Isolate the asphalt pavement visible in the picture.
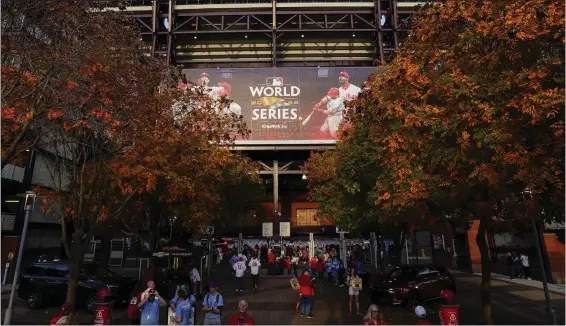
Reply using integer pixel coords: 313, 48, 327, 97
1, 265, 564, 325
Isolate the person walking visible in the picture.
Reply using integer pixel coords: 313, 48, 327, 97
190, 266, 201, 298
227, 300, 256, 325
234, 257, 247, 292
298, 270, 315, 318
506, 252, 516, 279
309, 256, 318, 279
347, 269, 362, 316
202, 281, 224, 325
249, 255, 261, 290
362, 304, 386, 325
230, 252, 239, 277
520, 252, 531, 280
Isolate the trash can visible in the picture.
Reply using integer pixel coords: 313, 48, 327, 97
93, 288, 114, 326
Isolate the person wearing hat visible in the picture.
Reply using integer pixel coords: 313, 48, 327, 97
415, 305, 432, 325
49, 302, 72, 325
202, 281, 224, 325
362, 304, 386, 325
227, 300, 256, 325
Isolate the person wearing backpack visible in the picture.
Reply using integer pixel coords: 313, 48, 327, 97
202, 281, 224, 325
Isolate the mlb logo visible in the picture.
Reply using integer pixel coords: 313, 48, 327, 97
266, 77, 284, 86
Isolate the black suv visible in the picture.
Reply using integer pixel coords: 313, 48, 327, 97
18, 261, 136, 312
370, 264, 456, 306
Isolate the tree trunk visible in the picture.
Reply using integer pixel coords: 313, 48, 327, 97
476, 217, 494, 324
393, 231, 405, 265
66, 231, 85, 324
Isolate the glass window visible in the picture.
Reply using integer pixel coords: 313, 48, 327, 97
46, 265, 68, 277
295, 209, 320, 226
25, 265, 47, 276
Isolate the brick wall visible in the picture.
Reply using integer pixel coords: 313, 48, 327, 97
543, 233, 565, 284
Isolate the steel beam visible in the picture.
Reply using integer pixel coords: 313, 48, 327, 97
272, 0, 277, 66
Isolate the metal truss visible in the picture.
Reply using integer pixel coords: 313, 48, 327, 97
125, 0, 421, 67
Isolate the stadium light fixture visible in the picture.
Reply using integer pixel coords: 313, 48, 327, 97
302, 174, 307, 180
352, 33, 356, 37
301, 34, 304, 38
194, 35, 197, 39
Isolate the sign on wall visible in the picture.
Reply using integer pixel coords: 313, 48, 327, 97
280, 222, 291, 237
262, 222, 273, 237
182, 67, 377, 145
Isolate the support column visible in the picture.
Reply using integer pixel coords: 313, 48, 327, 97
151, 0, 158, 56
166, 0, 175, 64
273, 160, 279, 238
271, 0, 277, 66
370, 232, 378, 269
339, 232, 347, 262
374, 0, 384, 62
391, 0, 399, 48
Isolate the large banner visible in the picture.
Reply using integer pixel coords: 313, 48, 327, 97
182, 67, 377, 145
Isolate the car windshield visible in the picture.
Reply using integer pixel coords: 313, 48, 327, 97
388, 267, 419, 281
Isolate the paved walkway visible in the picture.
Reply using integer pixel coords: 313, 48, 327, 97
205, 265, 421, 325
449, 269, 565, 295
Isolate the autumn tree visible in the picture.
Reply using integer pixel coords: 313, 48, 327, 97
309, 0, 564, 323
2, 0, 258, 320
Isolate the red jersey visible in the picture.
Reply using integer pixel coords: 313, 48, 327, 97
317, 259, 325, 272
127, 292, 142, 320
309, 257, 318, 269
362, 318, 387, 325
284, 257, 292, 269
298, 274, 315, 296
227, 314, 256, 325
268, 252, 276, 264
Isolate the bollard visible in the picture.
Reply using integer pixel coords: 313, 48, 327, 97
93, 288, 114, 326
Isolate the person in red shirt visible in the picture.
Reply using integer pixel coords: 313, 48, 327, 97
298, 270, 315, 318
415, 305, 432, 325
316, 257, 325, 282
227, 300, 255, 325
127, 281, 146, 324
284, 256, 292, 276
362, 304, 386, 325
49, 302, 72, 325
309, 256, 318, 279
267, 250, 276, 275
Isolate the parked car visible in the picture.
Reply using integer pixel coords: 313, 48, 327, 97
370, 264, 455, 306
18, 261, 136, 312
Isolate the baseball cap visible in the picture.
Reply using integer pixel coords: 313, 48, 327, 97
339, 71, 350, 79
209, 281, 217, 288
415, 305, 426, 318
60, 302, 72, 313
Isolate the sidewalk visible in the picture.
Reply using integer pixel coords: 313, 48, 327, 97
1, 284, 14, 295
449, 269, 565, 295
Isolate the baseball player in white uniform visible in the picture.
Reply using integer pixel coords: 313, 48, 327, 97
316, 88, 345, 138
338, 71, 361, 102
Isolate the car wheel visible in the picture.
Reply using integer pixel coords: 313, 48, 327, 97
85, 293, 96, 314
26, 290, 43, 309
405, 293, 418, 307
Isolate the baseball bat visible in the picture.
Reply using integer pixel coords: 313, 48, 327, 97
302, 109, 316, 126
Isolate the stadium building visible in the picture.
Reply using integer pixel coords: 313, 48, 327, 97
1, 0, 563, 284
128, 0, 422, 237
